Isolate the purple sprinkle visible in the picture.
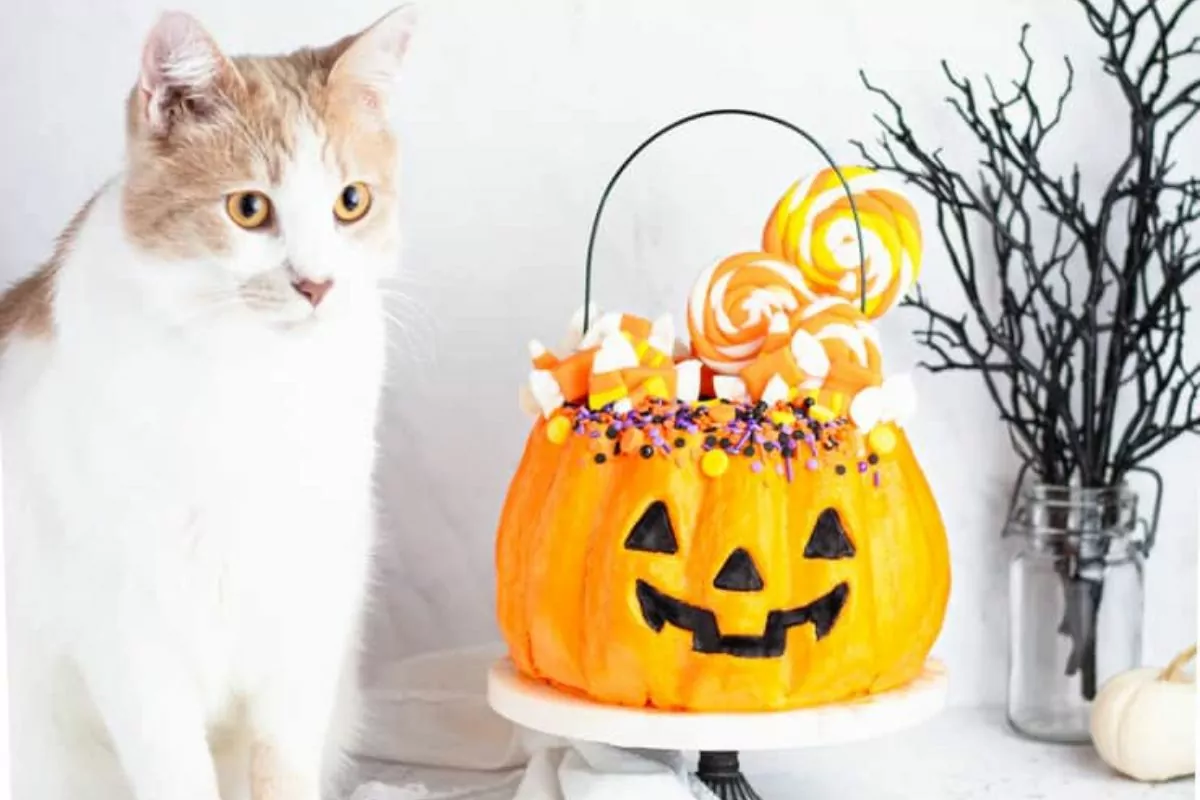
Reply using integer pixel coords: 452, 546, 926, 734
750, 461, 763, 474
784, 455, 794, 482
873, 471, 881, 488
589, 430, 601, 439
735, 428, 753, 450
806, 458, 819, 471
858, 461, 869, 474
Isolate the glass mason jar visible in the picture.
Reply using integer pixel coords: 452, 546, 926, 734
1004, 482, 1146, 743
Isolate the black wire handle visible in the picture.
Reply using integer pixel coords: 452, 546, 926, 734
582, 108, 868, 333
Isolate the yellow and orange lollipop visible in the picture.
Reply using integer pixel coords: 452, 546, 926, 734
762, 165, 921, 320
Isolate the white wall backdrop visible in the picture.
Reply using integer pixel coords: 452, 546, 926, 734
1, 0, 1196, 707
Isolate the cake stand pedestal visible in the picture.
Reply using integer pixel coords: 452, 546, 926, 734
487, 658, 948, 800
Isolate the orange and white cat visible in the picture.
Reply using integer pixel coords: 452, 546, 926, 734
0, 7, 414, 800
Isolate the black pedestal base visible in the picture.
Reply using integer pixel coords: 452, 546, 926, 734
695, 751, 762, 800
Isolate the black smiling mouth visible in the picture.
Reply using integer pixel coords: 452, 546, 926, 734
634, 579, 850, 659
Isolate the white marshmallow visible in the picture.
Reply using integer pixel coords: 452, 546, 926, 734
675, 360, 702, 403
713, 375, 750, 402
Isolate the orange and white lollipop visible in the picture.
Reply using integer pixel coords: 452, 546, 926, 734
762, 165, 921, 319
793, 297, 884, 415
687, 251, 819, 375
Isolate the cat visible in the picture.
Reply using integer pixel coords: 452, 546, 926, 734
0, 7, 415, 800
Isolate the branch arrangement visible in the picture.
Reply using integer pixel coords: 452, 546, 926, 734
852, 0, 1200, 700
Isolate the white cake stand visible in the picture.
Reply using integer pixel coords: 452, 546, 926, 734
487, 658, 948, 800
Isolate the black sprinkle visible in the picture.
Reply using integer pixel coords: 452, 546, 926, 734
704, 434, 718, 447
605, 425, 619, 440
764, 441, 777, 453
835, 464, 847, 475
652, 415, 666, 424
614, 442, 623, 456
868, 453, 880, 465
791, 430, 805, 441
719, 437, 732, 449
674, 437, 687, 448
594, 453, 608, 464
640, 445, 655, 459
743, 445, 756, 457
803, 397, 816, 409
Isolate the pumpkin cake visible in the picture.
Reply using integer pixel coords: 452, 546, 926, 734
494, 167, 950, 712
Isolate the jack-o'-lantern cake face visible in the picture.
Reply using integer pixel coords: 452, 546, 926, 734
624, 499, 851, 659
496, 393, 950, 713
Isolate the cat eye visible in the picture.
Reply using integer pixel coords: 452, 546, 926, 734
334, 182, 372, 223
225, 191, 273, 230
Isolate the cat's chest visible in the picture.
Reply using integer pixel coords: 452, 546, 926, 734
75, 323, 376, 471
30, 319, 383, 554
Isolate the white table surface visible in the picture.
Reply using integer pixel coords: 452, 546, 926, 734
348, 706, 1194, 800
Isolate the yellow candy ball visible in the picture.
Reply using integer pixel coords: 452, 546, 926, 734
546, 416, 571, 445
808, 404, 836, 423
769, 410, 796, 427
868, 425, 898, 455
701, 449, 730, 477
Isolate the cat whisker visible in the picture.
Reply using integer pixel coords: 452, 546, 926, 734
381, 309, 436, 365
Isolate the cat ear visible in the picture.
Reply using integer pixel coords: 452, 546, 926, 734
328, 5, 417, 113
137, 11, 238, 136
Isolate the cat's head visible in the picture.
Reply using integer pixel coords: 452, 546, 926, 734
120, 8, 415, 328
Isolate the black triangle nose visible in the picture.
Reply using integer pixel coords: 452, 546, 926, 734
713, 548, 765, 592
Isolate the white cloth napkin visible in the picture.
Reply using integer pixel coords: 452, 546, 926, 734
515, 742, 716, 800
348, 645, 710, 800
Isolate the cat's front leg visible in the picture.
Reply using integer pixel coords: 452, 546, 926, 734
248, 642, 350, 800
79, 640, 222, 800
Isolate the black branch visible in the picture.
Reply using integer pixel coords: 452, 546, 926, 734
851, 0, 1200, 703
851, 0, 1200, 491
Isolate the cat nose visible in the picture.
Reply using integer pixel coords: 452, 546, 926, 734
292, 277, 333, 308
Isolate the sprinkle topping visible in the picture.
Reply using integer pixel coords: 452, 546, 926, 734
544, 396, 890, 484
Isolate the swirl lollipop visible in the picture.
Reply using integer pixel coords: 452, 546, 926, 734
795, 296, 884, 404
762, 165, 921, 319
687, 251, 818, 374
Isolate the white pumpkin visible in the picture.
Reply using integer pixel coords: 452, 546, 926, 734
1090, 644, 1196, 782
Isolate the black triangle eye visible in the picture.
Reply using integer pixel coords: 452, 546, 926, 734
804, 508, 855, 560
624, 501, 679, 554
